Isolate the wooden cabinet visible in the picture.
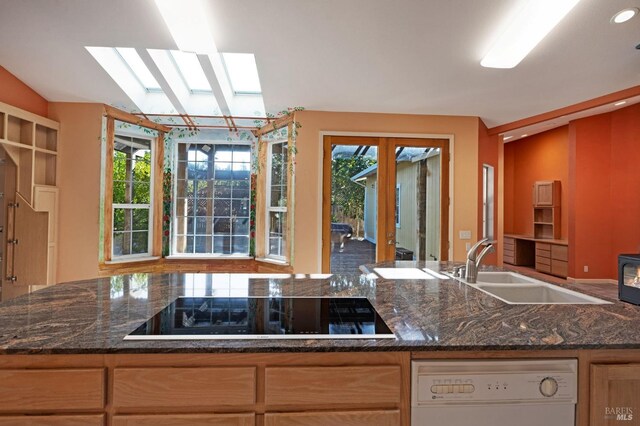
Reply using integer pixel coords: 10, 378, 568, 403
113, 367, 256, 411
535, 242, 568, 278
0, 101, 58, 288
0, 415, 104, 426
265, 410, 400, 426
590, 364, 640, 425
503, 236, 535, 266
533, 181, 560, 207
0, 369, 104, 413
112, 413, 255, 426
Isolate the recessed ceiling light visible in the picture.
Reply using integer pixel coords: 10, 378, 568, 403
154, 0, 217, 54
481, 0, 583, 69
614, 101, 627, 106
503, 135, 513, 141
521, 134, 528, 138
611, 8, 639, 24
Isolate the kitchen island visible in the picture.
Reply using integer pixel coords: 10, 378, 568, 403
0, 262, 638, 425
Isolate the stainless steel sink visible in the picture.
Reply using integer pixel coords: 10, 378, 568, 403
448, 271, 611, 305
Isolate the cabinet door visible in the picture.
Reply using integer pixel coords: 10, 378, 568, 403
112, 413, 254, 426
265, 410, 400, 426
533, 181, 558, 206
591, 364, 640, 425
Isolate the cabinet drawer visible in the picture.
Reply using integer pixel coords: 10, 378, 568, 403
0, 415, 104, 426
536, 242, 551, 251
503, 237, 515, 249
265, 366, 401, 408
113, 413, 255, 426
0, 369, 105, 413
551, 244, 568, 261
551, 260, 568, 277
536, 256, 551, 266
113, 367, 255, 410
503, 248, 515, 259
536, 247, 551, 258
503, 254, 515, 265
265, 410, 400, 426
536, 262, 551, 273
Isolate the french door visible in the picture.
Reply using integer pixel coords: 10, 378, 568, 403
322, 136, 449, 274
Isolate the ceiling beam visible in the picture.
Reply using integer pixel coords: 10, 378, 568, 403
103, 105, 171, 133
198, 53, 231, 116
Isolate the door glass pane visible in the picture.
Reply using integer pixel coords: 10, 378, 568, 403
394, 146, 441, 261
329, 144, 378, 274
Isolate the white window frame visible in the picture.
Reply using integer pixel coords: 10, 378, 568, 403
111, 132, 155, 260
170, 141, 253, 258
265, 139, 289, 261
482, 164, 495, 239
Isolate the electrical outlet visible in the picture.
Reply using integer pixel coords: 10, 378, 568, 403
584, 265, 589, 273
459, 230, 472, 240
466, 242, 471, 251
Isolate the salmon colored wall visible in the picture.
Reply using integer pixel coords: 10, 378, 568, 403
0, 66, 48, 117
569, 103, 640, 280
48, 102, 104, 283
294, 110, 481, 272
478, 120, 499, 265
503, 126, 569, 239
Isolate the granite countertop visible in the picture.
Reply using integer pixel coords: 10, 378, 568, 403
0, 261, 637, 354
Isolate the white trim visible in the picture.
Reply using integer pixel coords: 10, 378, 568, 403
105, 256, 161, 265
166, 254, 253, 260
395, 183, 401, 228
255, 256, 289, 266
318, 130, 455, 270
265, 140, 289, 261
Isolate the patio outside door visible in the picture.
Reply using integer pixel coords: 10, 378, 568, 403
322, 136, 449, 274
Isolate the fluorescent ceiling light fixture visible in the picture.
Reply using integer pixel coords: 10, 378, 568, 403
115, 47, 161, 91
481, 0, 583, 69
222, 53, 262, 94
614, 101, 627, 106
169, 50, 211, 92
154, 0, 217, 54
503, 135, 513, 141
611, 8, 638, 24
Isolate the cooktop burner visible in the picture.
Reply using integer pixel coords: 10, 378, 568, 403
124, 297, 395, 340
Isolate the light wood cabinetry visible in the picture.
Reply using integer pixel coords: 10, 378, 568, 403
112, 413, 255, 426
590, 364, 640, 425
113, 367, 256, 411
0, 415, 104, 426
533, 180, 561, 239
533, 181, 560, 207
503, 236, 535, 266
0, 101, 58, 288
535, 241, 568, 278
265, 410, 400, 426
0, 353, 408, 425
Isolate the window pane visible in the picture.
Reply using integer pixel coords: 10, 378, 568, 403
132, 231, 149, 254
132, 209, 149, 231
269, 142, 288, 208
173, 143, 252, 256
268, 211, 287, 257
113, 181, 126, 204
113, 208, 129, 232
113, 232, 127, 256
133, 182, 150, 203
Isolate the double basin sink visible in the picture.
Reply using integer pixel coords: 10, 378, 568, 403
448, 271, 610, 305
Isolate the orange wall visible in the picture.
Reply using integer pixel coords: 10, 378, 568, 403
503, 126, 569, 239
48, 102, 104, 283
478, 120, 499, 265
294, 110, 481, 272
0, 66, 48, 117
569, 103, 640, 280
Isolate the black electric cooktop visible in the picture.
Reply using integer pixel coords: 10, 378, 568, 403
125, 297, 395, 340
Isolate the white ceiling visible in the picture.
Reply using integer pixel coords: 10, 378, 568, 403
0, 0, 638, 128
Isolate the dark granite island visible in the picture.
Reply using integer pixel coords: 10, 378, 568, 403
0, 262, 639, 426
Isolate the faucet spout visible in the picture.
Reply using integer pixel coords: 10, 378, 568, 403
465, 239, 495, 284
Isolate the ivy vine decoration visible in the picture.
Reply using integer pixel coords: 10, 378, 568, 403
253, 107, 304, 174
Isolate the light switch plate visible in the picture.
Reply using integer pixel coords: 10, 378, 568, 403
459, 230, 472, 240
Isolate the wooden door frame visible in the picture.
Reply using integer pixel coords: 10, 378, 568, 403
322, 134, 451, 273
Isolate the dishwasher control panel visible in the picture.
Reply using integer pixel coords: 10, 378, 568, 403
412, 359, 577, 405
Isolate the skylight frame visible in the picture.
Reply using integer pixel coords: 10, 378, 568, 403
115, 48, 163, 93
168, 50, 213, 95
221, 53, 263, 95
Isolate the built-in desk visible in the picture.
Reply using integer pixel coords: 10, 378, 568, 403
504, 234, 568, 278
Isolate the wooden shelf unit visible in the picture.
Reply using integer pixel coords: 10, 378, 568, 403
0, 101, 59, 287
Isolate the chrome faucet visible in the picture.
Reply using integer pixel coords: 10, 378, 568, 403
465, 238, 495, 283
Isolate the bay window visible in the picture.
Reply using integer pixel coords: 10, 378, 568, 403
266, 140, 288, 259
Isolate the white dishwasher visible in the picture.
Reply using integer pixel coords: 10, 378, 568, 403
411, 359, 577, 426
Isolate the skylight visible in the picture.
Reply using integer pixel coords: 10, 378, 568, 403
115, 48, 162, 91
221, 53, 262, 94
169, 50, 211, 93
